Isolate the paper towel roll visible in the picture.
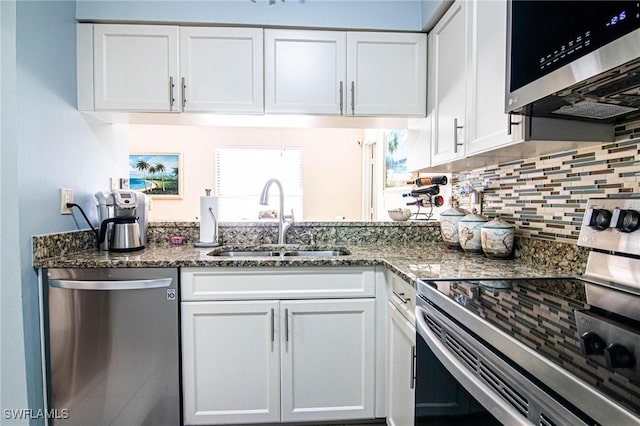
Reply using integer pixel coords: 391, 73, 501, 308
199, 196, 218, 243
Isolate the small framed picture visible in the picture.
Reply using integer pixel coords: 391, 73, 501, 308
129, 153, 182, 199
384, 130, 411, 188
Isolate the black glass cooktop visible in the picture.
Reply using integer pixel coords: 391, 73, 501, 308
418, 277, 640, 417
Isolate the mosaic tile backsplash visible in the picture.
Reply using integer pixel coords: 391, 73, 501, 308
453, 121, 640, 244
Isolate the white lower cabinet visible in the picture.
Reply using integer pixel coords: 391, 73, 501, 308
181, 300, 281, 425
386, 272, 416, 426
387, 303, 416, 426
281, 299, 375, 422
180, 268, 376, 425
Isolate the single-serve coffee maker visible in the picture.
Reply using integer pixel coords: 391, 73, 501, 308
95, 189, 149, 252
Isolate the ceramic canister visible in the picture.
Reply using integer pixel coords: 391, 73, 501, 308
458, 212, 489, 253
439, 207, 469, 248
481, 217, 515, 258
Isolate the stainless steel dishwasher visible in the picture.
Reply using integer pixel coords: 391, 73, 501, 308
43, 268, 180, 426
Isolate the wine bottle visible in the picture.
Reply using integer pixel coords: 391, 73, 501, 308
402, 185, 440, 197
406, 175, 448, 186
406, 199, 429, 207
406, 195, 445, 207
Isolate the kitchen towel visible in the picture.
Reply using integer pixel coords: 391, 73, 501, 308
199, 196, 218, 244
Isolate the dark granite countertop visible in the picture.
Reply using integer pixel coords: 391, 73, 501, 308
34, 242, 568, 288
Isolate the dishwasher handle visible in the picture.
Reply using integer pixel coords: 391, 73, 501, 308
49, 278, 172, 291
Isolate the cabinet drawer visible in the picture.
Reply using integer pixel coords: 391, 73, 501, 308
181, 267, 376, 301
387, 272, 416, 325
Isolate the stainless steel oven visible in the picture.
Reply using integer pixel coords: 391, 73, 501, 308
415, 197, 640, 426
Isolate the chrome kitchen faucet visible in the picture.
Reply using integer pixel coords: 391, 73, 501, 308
259, 178, 294, 244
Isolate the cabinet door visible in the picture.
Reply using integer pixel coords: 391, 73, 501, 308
429, 1, 468, 165
466, 0, 519, 155
180, 27, 263, 113
347, 32, 426, 116
264, 29, 346, 114
93, 25, 179, 111
181, 301, 280, 425
280, 299, 375, 422
387, 302, 416, 426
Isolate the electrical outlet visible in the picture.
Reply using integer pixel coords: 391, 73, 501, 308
60, 188, 73, 215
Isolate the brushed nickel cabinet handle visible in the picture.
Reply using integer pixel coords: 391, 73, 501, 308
350, 81, 355, 115
453, 118, 464, 153
339, 81, 344, 115
181, 77, 187, 109
507, 111, 520, 135
392, 291, 410, 304
410, 345, 416, 389
270, 308, 275, 343
285, 308, 289, 342
169, 76, 175, 110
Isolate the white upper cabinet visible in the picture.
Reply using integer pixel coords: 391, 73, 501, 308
428, 0, 527, 167
93, 25, 179, 112
180, 27, 264, 113
429, 0, 468, 165
465, 0, 521, 155
81, 24, 426, 117
265, 29, 426, 116
84, 24, 263, 113
347, 32, 426, 116
264, 29, 347, 115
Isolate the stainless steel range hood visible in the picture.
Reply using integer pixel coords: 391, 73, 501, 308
506, 1, 640, 126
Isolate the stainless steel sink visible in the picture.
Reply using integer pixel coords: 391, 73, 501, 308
282, 250, 350, 257
209, 247, 350, 257
212, 250, 280, 257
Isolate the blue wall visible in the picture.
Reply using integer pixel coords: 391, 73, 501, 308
76, 0, 428, 31
2, 1, 128, 422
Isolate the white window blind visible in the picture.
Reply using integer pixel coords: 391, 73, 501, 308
215, 147, 303, 221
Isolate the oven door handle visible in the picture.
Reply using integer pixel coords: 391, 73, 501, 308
415, 305, 531, 426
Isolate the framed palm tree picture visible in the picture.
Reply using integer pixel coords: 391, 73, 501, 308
129, 153, 182, 199
384, 129, 410, 188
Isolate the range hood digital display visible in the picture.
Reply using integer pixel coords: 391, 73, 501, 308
506, 1, 640, 123
510, 2, 640, 93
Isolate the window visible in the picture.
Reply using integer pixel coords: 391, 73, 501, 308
215, 146, 303, 221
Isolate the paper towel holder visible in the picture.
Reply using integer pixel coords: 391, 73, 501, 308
195, 189, 221, 248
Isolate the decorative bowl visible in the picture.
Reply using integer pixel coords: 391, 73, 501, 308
388, 208, 412, 221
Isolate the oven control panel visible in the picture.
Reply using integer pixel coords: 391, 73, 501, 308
575, 309, 640, 382
579, 197, 640, 255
